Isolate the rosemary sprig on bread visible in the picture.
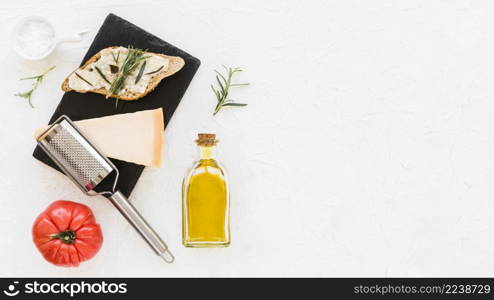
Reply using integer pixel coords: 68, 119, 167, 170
62, 46, 185, 104
107, 47, 149, 105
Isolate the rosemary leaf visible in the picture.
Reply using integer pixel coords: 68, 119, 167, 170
222, 102, 247, 107
211, 85, 221, 100
214, 70, 227, 85
94, 66, 111, 84
75, 72, 93, 86
20, 66, 56, 81
111, 50, 120, 65
14, 90, 34, 108
135, 60, 146, 84
14, 90, 32, 98
20, 75, 40, 81
145, 65, 163, 75
216, 76, 226, 93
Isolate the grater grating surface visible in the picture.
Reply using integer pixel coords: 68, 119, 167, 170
39, 119, 114, 192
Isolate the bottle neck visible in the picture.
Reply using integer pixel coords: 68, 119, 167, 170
199, 145, 217, 160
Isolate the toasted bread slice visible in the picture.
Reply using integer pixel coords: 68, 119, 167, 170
61, 46, 185, 101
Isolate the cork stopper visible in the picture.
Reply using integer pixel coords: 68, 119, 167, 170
196, 133, 218, 146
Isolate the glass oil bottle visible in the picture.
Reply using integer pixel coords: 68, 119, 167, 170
182, 133, 230, 247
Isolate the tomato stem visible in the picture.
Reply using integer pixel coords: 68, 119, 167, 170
51, 230, 76, 244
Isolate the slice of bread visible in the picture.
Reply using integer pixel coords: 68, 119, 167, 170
61, 46, 185, 101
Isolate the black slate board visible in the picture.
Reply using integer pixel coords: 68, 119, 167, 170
33, 13, 200, 197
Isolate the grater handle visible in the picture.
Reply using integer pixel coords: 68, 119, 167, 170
108, 191, 174, 263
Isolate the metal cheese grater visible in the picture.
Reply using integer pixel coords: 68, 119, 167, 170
36, 115, 174, 263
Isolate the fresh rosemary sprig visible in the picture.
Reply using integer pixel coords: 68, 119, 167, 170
211, 66, 249, 115
107, 46, 149, 106
15, 66, 56, 108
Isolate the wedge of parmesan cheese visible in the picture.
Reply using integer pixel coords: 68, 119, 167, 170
35, 109, 164, 167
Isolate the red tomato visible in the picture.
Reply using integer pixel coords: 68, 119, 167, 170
32, 200, 103, 267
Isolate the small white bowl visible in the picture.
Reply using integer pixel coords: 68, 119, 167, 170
12, 16, 86, 60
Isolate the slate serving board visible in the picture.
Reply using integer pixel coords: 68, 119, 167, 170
33, 13, 200, 197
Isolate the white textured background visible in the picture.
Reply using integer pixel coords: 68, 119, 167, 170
1, 0, 494, 277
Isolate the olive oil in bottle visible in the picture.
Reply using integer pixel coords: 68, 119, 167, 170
182, 134, 230, 247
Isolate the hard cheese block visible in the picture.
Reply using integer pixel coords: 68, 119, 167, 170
35, 109, 164, 167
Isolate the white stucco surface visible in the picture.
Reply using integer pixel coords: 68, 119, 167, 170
1, 0, 494, 277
